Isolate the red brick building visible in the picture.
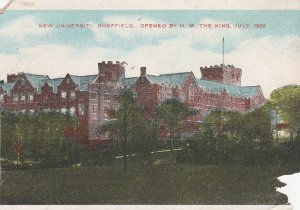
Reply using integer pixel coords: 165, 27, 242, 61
0, 61, 265, 143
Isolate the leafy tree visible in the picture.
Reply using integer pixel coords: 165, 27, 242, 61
100, 90, 146, 171
270, 85, 300, 141
155, 98, 191, 155
13, 125, 24, 165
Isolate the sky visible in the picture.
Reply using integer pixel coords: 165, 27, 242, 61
0, 10, 299, 97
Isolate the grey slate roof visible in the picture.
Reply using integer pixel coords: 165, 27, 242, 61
70, 75, 98, 91
122, 77, 138, 87
198, 79, 260, 98
44, 78, 64, 93
0, 82, 15, 95
24, 73, 50, 89
145, 72, 191, 87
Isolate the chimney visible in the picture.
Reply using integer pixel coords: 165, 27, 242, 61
140, 67, 146, 77
7, 73, 20, 83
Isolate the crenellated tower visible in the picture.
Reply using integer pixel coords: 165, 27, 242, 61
97, 61, 125, 83
200, 64, 242, 86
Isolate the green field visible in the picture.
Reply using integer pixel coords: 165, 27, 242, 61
1, 159, 298, 205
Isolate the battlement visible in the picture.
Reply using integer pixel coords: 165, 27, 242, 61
200, 64, 242, 86
98, 61, 123, 66
97, 61, 126, 82
200, 64, 241, 72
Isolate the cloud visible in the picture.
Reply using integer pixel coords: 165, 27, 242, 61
0, 44, 122, 79
90, 15, 174, 42
123, 35, 300, 97
227, 35, 300, 97
0, 16, 52, 41
0, 20, 298, 98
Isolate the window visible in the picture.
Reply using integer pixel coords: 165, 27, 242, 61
0, 94, 3, 102
20, 94, 26, 102
70, 91, 76, 99
70, 107, 76, 115
104, 94, 110, 101
92, 104, 97, 112
28, 93, 34, 101
189, 84, 195, 102
79, 104, 85, 116
90, 92, 97, 99
113, 95, 118, 101
61, 91, 67, 99
104, 106, 109, 119
13, 94, 18, 102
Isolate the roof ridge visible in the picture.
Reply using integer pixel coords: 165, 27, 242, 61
24, 73, 49, 77
241, 85, 261, 88
123, 77, 138, 79
70, 74, 98, 77
158, 72, 191, 76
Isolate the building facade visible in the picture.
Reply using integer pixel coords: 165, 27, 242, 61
0, 61, 265, 144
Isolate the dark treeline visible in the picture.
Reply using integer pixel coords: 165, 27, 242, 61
1, 85, 300, 170
0, 111, 84, 169
177, 106, 300, 165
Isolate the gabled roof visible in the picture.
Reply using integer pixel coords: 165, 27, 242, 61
70, 75, 98, 91
44, 78, 64, 93
145, 72, 192, 87
24, 73, 50, 89
198, 79, 226, 93
122, 77, 138, 87
197, 79, 261, 98
0, 82, 15, 95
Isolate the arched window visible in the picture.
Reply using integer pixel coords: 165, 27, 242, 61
189, 84, 195, 102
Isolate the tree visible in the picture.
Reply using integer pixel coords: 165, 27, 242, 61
100, 90, 146, 171
14, 125, 24, 165
270, 85, 300, 141
155, 98, 191, 155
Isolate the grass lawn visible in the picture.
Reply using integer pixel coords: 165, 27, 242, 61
0, 158, 299, 205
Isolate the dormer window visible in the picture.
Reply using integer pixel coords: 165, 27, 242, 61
61, 91, 67, 99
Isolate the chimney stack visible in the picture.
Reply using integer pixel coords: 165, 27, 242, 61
140, 67, 146, 77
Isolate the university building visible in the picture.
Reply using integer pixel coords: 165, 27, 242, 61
0, 61, 265, 144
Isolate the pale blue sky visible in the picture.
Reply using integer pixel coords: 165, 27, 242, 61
0, 10, 299, 54
0, 10, 299, 97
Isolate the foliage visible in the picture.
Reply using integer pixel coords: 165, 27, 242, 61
1, 111, 81, 169
185, 107, 275, 165
155, 98, 191, 154
270, 85, 300, 140
100, 90, 150, 171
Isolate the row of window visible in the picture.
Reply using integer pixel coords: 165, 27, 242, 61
90, 92, 118, 102
13, 93, 34, 102
61, 91, 76, 99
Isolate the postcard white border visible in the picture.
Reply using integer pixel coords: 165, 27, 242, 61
6, 0, 300, 10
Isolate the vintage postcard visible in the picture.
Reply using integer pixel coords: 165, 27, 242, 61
0, 0, 299, 209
